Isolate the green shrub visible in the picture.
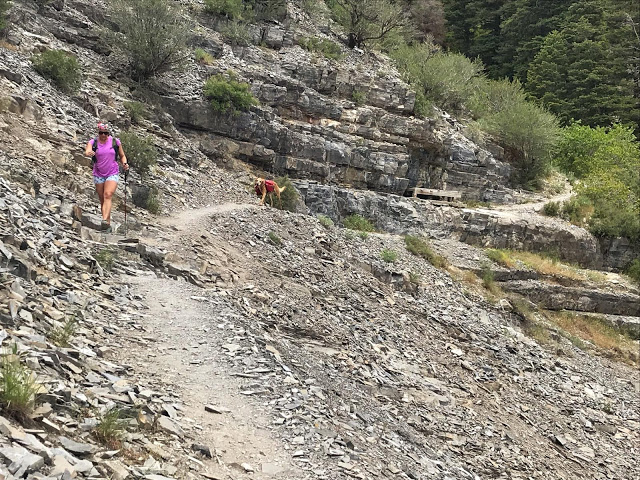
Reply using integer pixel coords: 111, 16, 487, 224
204, 73, 258, 114
626, 259, 640, 285
380, 248, 398, 263
31, 49, 82, 93
95, 248, 118, 271
194, 48, 215, 65
1, 345, 39, 419
204, 0, 244, 18
486, 248, 513, 268
299, 36, 342, 60
251, 0, 287, 21
146, 187, 160, 214
0, 0, 10, 32
327, 0, 408, 48
119, 131, 157, 177
49, 317, 77, 347
343, 214, 375, 232
272, 176, 298, 212
481, 264, 497, 293
409, 271, 421, 284
358, 231, 369, 240
94, 408, 126, 448
124, 101, 147, 124
352, 90, 366, 106
556, 124, 640, 240
469, 77, 527, 119
404, 235, 447, 268
318, 214, 334, 228
479, 100, 559, 187
109, 0, 189, 82
268, 231, 281, 245
344, 230, 356, 241
543, 201, 560, 217
560, 196, 594, 226
219, 19, 251, 46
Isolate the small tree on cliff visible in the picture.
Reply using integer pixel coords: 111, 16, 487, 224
327, 0, 408, 48
109, 0, 189, 82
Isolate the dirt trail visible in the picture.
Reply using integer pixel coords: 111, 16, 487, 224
120, 204, 309, 480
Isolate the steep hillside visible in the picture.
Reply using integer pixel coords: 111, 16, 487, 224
0, 1, 638, 480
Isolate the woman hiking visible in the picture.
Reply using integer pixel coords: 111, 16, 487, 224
84, 123, 129, 233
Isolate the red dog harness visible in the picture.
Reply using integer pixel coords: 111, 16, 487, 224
255, 179, 276, 195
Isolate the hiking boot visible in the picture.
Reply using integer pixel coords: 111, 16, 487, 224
104, 226, 113, 234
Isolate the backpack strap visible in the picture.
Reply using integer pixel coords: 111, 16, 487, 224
112, 138, 120, 163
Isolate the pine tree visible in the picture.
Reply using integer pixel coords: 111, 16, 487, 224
526, 1, 638, 129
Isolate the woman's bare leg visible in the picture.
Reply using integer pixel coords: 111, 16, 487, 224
95, 183, 105, 211
101, 180, 118, 224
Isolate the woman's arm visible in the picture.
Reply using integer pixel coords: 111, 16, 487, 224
118, 144, 129, 170
84, 140, 94, 157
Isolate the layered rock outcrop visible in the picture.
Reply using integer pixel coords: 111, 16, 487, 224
296, 182, 638, 270
145, 40, 523, 203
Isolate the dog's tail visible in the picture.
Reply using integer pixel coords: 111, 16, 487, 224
278, 186, 286, 194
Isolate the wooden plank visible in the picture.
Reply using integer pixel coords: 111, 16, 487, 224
407, 188, 462, 199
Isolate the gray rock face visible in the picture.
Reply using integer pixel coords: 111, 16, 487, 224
295, 182, 632, 269
502, 280, 640, 316
148, 61, 522, 203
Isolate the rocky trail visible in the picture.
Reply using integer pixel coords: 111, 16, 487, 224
0, 0, 638, 478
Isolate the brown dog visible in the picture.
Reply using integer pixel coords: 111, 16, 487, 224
254, 177, 286, 208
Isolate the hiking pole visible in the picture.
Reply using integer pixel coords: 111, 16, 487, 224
124, 170, 128, 237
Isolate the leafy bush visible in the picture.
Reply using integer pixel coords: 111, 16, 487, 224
327, 0, 408, 48
268, 231, 281, 245
31, 49, 82, 93
1, 345, 39, 419
480, 264, 498, 294
352, 90, 365, 106
109, 0, 189, 82
119, 131, 157, 177
318, 214, 334, 228
95, 248, 118, 271
626, 259, 640, 285
219, 19, 251, 46
554, 123, 640, 239
146, 187, 160, 214
204, 0, 244, 18
49, 317, 77, 347
273, 176, 298, 212
358, 231, 369, 240
380, 248, 398, 263
0, 0, 10, 32
343, 214, 375, 232
480, 100, 559, 187
194, 48, 215, 65
204, 73, 258, 114
404, 235, 447, 268
299, 36, 342, 60
543, 201, 560, 217
251, 0, 287, 21
560, 196, 593, 226
124, 101, 147, 124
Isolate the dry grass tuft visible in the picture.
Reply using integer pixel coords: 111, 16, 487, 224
486, 248, 607, 283
547, 311, 639, 365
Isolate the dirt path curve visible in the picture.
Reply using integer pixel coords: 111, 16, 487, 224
120, 203, 311, 480
157, 203, 257, 233
492, 190, 574, 216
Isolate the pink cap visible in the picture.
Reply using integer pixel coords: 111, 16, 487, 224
97, 122, 109, 131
